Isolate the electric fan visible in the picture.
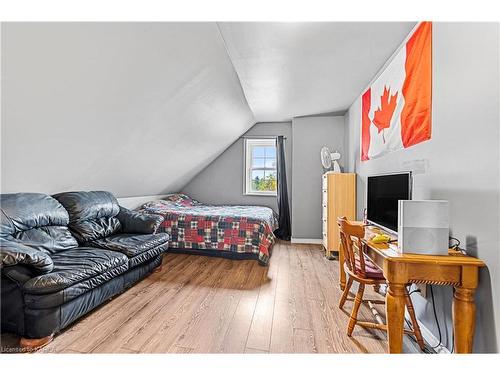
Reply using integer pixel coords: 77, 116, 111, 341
320, 146, 341, 173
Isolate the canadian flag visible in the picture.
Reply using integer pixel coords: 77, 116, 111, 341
361, 22, 432, 161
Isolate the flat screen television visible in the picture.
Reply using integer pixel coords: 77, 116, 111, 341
367, 172, 412, 233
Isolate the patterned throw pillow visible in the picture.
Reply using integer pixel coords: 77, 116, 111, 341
163, 193, 198, 206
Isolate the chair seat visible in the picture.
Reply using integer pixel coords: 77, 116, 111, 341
354, 254, 385, 279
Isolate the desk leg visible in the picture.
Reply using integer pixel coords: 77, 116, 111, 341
339, 242, 346, 290
386, 282, 406, 353
453, 287, 476, 353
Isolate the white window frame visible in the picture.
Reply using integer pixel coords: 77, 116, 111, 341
244, 138, 278, 196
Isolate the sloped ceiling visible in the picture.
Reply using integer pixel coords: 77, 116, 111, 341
1, 22, 416, 197
218, 22, 416, 122
1, 23, 254, 197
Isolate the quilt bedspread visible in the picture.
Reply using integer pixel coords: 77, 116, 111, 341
138, 194, 278, 265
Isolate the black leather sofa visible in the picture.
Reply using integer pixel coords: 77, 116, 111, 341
0, 191, 169, 346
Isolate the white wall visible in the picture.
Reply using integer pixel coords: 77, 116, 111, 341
218, 22, 416, 122
1, 23, 254, 197
291, 115, 345, 240
184, 116, 346, 242
345, 23, 500, 352
182, 122, 292, 212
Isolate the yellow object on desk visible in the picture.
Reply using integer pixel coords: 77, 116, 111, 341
370, 233, 391, 243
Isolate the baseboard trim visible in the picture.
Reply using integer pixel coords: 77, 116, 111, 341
290, 238, 323, 245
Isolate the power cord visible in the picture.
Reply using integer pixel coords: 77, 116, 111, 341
449, 236, 460, 250
449, 236, 467, 255
429, 285, 443, 350
403, 286, 436, 353
450, 325, 455, 353
404, 316, 435, 353
410, 284, 454, 353
448, 237, 460, 353
404, 282, 450, 353
448, 237, 461, 353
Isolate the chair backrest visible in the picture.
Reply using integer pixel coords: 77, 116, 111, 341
0, 193, 78, 254
337, 216, 367, 278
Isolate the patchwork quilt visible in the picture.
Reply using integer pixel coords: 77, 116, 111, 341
138, 194, 278, 265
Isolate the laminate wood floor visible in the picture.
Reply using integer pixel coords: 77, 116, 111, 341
1, 241, 420, 354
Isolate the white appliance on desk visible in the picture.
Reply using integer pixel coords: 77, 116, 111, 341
397, 200, 449, 255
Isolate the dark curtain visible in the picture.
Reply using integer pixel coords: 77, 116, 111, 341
274, 136, 291, 241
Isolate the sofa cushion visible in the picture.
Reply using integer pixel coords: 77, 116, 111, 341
117, 207, 164, 234
128, 245, 166, 268
12, 226, 79, 255
0, 238, 54, 274
53, 191, 121, 243
1, 193, 78, 254
88, 232, 169, 258
67, 217, 121, 244
22, 247, 128, 296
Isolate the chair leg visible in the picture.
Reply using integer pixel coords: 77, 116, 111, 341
404, 287, 425, 350
347, 283, 365, 337
339, 276, 353, 309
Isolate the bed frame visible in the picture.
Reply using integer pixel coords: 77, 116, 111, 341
166, 247, 269, 266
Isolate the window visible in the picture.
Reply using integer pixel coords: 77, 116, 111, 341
244, 138, 277, 196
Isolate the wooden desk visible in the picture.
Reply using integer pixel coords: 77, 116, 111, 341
338, 224, 485, 353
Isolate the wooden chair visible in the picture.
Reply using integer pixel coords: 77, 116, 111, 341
337, 217, 425, 350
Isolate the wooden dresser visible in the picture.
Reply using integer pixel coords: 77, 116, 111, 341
322, 172, 356, 258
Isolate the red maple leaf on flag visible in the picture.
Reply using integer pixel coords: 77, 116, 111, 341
372, 86, 398, 143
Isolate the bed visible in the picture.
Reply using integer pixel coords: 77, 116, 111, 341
137, 194, 278, 265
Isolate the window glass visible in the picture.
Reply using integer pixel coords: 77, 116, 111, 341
264, 147, 276, 158
245, 139, 277, 195
252, 147, 265, 158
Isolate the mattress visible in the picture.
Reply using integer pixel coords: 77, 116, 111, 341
137, 194, 278, 265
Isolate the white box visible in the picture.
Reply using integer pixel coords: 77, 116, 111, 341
398, 200, 449, 255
